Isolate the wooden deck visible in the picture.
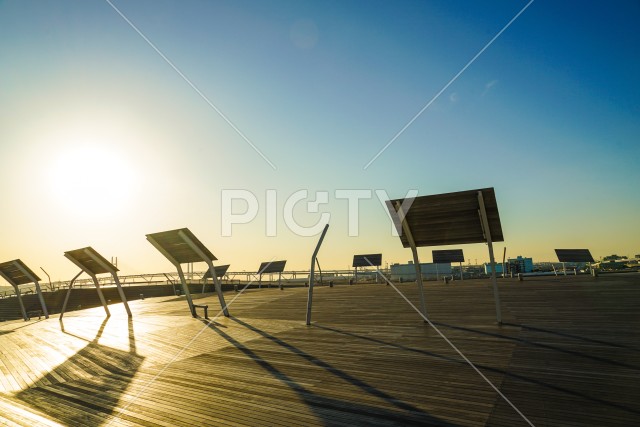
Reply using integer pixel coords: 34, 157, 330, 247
0, 274, 639, 426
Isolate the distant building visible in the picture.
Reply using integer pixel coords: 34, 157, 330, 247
507, 256, 534, 274
484, 256, 533, 275
390, 262, 452, 281
484, 263, 504, 275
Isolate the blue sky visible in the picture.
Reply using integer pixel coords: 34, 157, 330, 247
1, 0, 639, 279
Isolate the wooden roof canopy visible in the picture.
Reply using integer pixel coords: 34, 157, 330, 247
432, 249, 465, 263
352, 254, 382, 267
555, 249, 595, 263
257, 260, 287, 274
146, 228, 217, 264
386, 187, 504, 248
202, 264, 230, 279
0, 259, 41, 285
64, 247, 118, 275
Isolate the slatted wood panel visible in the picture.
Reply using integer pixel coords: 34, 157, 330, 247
386, 188, 504, 247
146, 228, 217, 263
0, 260, 41, 285
352, 254, 382, 267
555, 249, 595, 263
202, 264, 230, 279
258, 260, 287, 274
1, 275, 639, 426
432, 249, 465, 263
64, 247, 118, 275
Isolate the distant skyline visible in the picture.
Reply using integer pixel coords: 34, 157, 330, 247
1, 1, 639, 280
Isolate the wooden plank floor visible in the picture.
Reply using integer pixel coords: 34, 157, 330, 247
0, 274, 639, 426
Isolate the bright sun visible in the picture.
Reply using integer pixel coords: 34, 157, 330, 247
48, 138, 137, 219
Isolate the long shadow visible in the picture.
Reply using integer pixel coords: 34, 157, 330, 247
15, 316, 144, 426
203, 319, 456, 426
231, 316, 423, 413
315, 324, 640, 417
432, 321, 640, 371
0, 318, 45, 334
502, 322, 640, 352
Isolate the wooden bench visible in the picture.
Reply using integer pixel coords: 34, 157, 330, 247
193, 304, 209, 319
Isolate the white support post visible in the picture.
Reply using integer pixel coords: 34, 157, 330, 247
460, 262, 464, 281
395, 201, 428, 320
563, 262, 567, 275
478, 191, 502, 324
306, 223, 329, 325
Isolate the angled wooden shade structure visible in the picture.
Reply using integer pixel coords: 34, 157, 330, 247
386, 187, 504, 323
202, 264, 230, 293
146, 228, 228, 317
61, 247, 132, 319
257, 260, 287, 288
555, 249, 594, 276
202, 264, 230, 279
432, 249, 465, 280
555, 249, 594, 263
352, 254, 382, 283
0, 259, 49, 321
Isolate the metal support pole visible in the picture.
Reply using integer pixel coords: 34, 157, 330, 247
478, 191, 502, 324
395, 201, 428, 320
33, 280, 49, 319
316, 258, 323, 285
177, 230, 229, 317
207, 262, 229, 317
13, 262, 49, 319
306, 223, 329, 325
111, 275, 132, 317
84, 249, 131, 317
90, 274, 110, 317
11, 285, 28, 321
502, 247, 507, 278
40, 267, 53, 291
60, 270, 83, 319
176, 265, 196, 317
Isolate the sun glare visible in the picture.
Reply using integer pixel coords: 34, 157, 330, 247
47, 135, 137, 220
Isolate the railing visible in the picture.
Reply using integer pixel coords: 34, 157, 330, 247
0, 269, 384, 298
